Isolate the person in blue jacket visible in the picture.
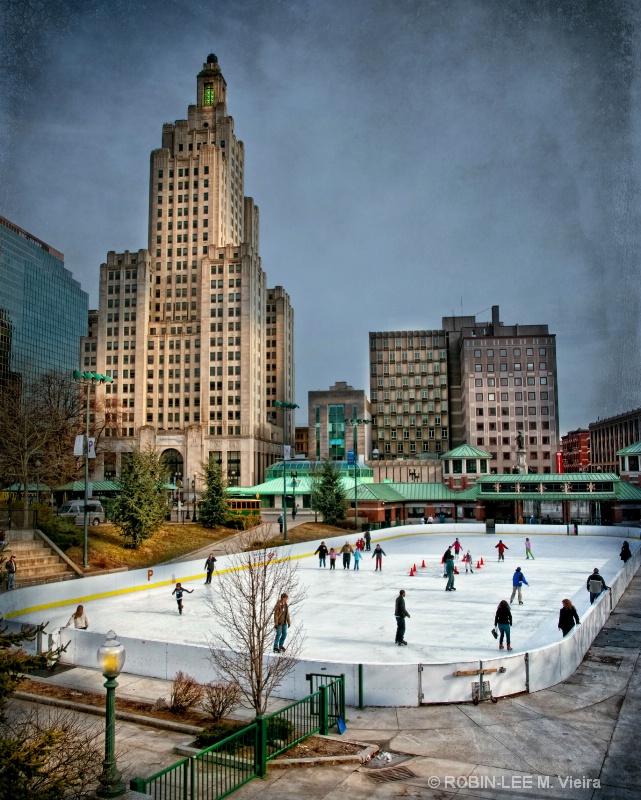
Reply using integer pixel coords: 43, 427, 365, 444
509, 567, 529, 605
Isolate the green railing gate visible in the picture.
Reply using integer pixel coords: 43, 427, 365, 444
130, 676, 345, 800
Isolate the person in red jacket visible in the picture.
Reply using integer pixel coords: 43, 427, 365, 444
495, 540, 509, 561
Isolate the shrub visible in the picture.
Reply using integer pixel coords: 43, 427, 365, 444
194, 720, 247, 750
169, 671, 203, 714
266, 716, 294, 743
202, 681, 241, 723
40, 516, 83, 551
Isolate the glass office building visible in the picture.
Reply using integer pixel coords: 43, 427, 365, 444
0, 215, 88, 386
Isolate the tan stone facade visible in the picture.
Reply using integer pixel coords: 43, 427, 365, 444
308, 382, 372, 461
91, 56, 293, 489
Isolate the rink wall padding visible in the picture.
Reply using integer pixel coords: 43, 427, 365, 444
2, 526, 639, 707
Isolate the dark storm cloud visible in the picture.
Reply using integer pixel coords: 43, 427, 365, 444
1, 0, 640, 431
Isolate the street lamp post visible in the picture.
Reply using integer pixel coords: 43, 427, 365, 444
192, 477, 197, 522
96, 631, 126, 798
274, 400, 299, 542
344, 417, 372, 531
73, 371, 113, 568
291, 471, 298, 520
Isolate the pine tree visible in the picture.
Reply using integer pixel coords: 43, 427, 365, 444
310, 460, 348, 525
198, 460, 229, 528
109, 449, 167, 548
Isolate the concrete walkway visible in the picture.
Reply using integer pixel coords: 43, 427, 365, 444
13, 570, 641, 799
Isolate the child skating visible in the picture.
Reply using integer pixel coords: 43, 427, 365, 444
463, 550, 474, 573
450, 538, 463, 559
525, 538, 534, 559
495, 540, 509, 561
172, 582, 193, 615
353, 549, 362, 570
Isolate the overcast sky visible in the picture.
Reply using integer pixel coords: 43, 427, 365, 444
1, 0, 640, 433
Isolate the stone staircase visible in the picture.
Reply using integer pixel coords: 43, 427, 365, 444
1, 530, 80, 589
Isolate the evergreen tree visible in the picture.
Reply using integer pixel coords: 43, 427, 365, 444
310, 460, 348, 525
198, 461, 229, 528
109, 449, 167, 548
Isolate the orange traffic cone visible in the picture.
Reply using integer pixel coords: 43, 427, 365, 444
476, 561, 482, 569
454, 566, 459, 574
480, 557, 484, 566
421, 560, 426, 568
413, 564, 417, 573
409, 566, 415, 576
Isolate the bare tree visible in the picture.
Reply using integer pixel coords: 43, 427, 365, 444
205, 535, 306, 716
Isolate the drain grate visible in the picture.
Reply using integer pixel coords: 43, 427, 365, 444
367, 766, 417, 784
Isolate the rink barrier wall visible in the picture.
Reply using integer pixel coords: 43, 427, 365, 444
2, 526, 639, 706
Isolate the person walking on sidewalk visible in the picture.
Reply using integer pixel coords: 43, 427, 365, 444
273, 593, 290, 653
494, 600, 513, 650
558, 599, 581, 637
329, 547, 337, 570
204, 553, 217, 584
495, 540, 509, 561
445, 554, 456, 591
525, 538, 535, 559
172, 582, 193, 615
364, 529, 371, 551
353, 549, 363, 570
314, 541, 328, 568
510, 567, 529, 604
64, 605, 89, 629
5, 554, 16, 590
277, 515, 283, 534
341, 542, 353, 569
587, 568, 607, 604
394, 589, 410, 646
372, 543, 386, 571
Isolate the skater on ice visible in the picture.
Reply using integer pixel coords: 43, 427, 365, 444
204, 553, 217, 584
172, 582, 193, 615
450, 538, 462, 559
463, 550, 474, 573
394, 589, 410, 646
314, 541, 328, 567
273, 592, 290, 653
372, 543, 386, 571
445, 553, 456, 591
525, 537, 534, 559
558, 599, 581, 637
494, 600, 513, 650
587, 568, 607, 604
495, 540, 509, 561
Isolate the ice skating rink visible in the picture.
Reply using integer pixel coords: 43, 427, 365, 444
15, 531, 632, 664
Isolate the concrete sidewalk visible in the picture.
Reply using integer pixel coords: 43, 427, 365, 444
15, 571, 641, 799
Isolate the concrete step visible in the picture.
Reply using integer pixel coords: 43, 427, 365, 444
12, 555, 63, 568
18, 563, 70, 578
5, 530, 39, 542
6, 542, 48, 553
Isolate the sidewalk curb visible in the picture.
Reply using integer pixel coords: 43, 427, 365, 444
174, 736, 379, 768
14, 691, 204, 735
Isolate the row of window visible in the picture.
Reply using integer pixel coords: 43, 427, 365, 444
107, 270, 138, 281
476, 421, 551, 431
158, 168, 209, 178
478, 436, 551, 446
374, 350, 447, 363
474, 377, 550, 387
370, 336, 443, 349
474, 347, 546, 357
476, 391, 549, 401
377, 428, 449, 440
474, 362, 548, 372
475, 407, 551, 416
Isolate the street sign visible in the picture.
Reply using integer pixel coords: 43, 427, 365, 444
347, 450, 355, 465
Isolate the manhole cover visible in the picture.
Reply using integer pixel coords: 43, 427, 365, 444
367, 766, 417, 784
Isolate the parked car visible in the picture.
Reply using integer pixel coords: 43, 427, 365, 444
57, 500, 105, 527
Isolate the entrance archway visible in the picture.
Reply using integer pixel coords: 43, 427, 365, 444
161, 449, 184, 485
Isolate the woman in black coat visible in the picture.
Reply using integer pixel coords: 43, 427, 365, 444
620, 541, 632, 563
558, 599, 580, 637
494, 600, 513, 650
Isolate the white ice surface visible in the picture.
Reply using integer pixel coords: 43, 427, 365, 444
16, 532, 631, 664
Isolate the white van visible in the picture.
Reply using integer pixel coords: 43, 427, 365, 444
58, 500, 105, 527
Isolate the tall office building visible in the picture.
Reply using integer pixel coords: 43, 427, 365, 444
369, 306, 560, 473
444, 305, 559, 474
369, 331, 449, 460
92, 55, 293, 488
0, 214, 87, 389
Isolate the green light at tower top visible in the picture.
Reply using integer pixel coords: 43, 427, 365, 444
204, 84, 215, 105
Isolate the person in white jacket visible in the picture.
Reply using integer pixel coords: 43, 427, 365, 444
65, 605, 89, 629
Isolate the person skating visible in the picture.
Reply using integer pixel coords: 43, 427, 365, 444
394, 589, 410, 645
341, 542, 353, 569
450, 538, 463, 560
445, 554, 456, 591
442, 547, 453, 577
273, 592, 290, 653
329, 547, 337, 569
172, 582, 193, 615
463, 550, 474, 573
620, 541, 632, 564
64, 604, 89, 629
372, 543, 386, 571
525, 537, 534, 559
510, 567, 529, 604
494, 600, 513, 650
587, 568, 607, 604
353, 549, 362, 570
314, 541, 328, 568
558, 599, 581, 637
364, 529, 371, 551
5, 554, 16, 589
204, 553, 217, 584
495, 540, 509, 561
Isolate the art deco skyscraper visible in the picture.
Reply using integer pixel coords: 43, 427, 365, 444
94, 55, 294, 488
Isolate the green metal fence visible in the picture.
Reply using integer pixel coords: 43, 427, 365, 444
130, 676, 344, 799
306, 672, 345, 725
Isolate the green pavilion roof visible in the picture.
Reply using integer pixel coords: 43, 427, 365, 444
616, 441, 641, 456
440, 444, 492, 460
55, 480, 122, 492
388, 482, 478, 501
